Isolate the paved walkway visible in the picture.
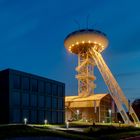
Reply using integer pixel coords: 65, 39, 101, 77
50, 126, 83, 132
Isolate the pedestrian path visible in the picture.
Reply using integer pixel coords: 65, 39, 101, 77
55, 127, 83, 132
48, 125, 83, 132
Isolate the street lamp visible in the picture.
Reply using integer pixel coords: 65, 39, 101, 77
44, 119, 47, 125
76, 110, 80, 120
119, 121, 121, 127
66, 121, 69, 129
108, 109, 112, 123
65, 107, 68, 122
24, 118, 27, 125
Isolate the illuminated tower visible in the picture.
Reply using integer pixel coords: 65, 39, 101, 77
64, 29, 140, 124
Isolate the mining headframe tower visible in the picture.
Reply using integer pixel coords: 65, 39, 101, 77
64, 28, 140, 125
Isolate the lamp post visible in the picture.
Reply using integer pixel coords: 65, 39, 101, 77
44, 119, 47, 125
24, 118, 27, 125
76, 110, 79, 120
66, 121, 69, 129
65, 107, 68, 122
108, 109, 112, 124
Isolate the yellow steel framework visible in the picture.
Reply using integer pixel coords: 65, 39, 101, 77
64, 29, 140, 125
76, 52, 96, 96
89, 48, 139, 124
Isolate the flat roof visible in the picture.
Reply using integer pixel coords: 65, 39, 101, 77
0, 68, 65, 85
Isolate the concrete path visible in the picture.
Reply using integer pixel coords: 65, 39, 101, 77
52, 127, 84, 132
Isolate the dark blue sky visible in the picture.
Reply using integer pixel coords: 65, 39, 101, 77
0, 0, 140, 100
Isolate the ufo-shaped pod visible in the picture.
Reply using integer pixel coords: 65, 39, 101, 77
64, 29, 109, 54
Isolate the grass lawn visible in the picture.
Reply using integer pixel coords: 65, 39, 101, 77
0, 124, 93, 140
0, 123, 139, 140
69, 121, 140, 139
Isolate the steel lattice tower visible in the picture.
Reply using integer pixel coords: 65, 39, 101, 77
64, 29, 140, 125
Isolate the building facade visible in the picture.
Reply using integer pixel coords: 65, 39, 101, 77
0, 69, 65, 124
65, 94, 117, 123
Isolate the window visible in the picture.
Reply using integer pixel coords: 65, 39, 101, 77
58, 111, 63, 123
46, 82, 51, 95
52, 84, 57, 96
22, 93, 29, 106
52, 98, 57, 110
30, 94, 37, 107
45, 111, 52, 123
13, 75, 20, 89
31, 79, 38, 92
22, 110, 29, 121
38, 95, 45, 108
38, 81, 45, 93
11, 109, 20, 123
52, 111, 57, 123
58, 86, 63, 96
22, 77, 29, 90
46, 96, 51, 109
58, 98, 63, 110
38, 111, 44, 123
30, 110, 37, 123
11, 92, 20, 106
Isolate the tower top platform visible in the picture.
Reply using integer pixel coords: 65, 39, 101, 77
64, 29, 109, 54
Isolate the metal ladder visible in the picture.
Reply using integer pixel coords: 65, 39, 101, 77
89, 48, 140, 124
